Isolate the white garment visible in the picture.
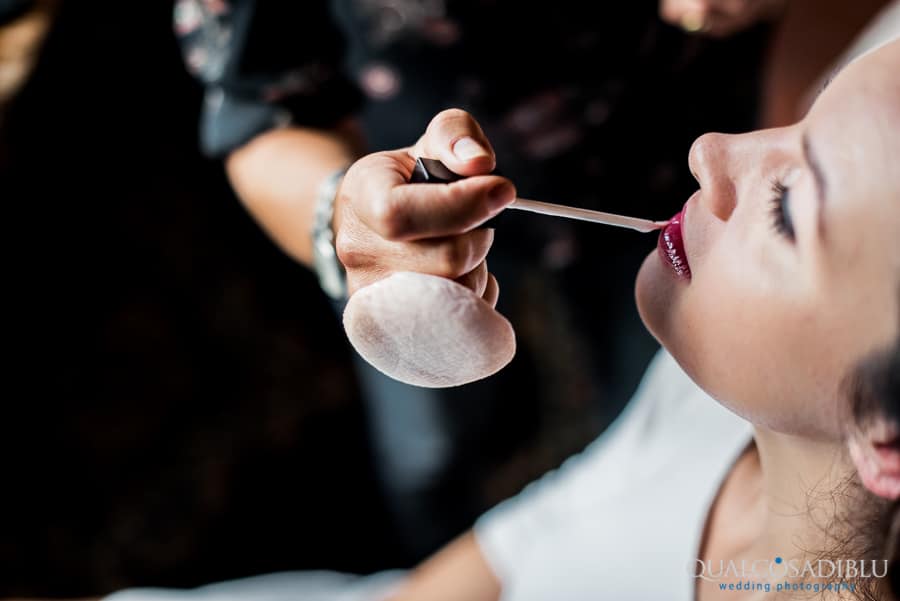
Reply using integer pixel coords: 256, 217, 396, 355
474, 349, 752, 601
103, 350, 752, 601
103, 570, 407, 601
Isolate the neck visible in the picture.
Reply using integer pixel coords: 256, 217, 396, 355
701, 429, 891, 600
751, 428, 854, 557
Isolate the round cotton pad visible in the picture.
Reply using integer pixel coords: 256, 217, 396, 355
343, 272, 517, 388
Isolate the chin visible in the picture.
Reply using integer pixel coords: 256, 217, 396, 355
635, 250, 703, 382
635, 250, 675, 345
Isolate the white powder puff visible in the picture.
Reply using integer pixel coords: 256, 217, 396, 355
343, 272, 516, 388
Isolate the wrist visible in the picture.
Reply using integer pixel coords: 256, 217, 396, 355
312, 166, 351, 300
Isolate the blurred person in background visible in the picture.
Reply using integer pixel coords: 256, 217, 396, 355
0, 0, 54, 125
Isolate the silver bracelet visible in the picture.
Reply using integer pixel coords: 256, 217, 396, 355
312, 166, 350, 300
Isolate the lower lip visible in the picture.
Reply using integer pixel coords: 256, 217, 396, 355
658, 206, 691, 280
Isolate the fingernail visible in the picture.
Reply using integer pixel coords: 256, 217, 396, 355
488, 182, 515, 210
452, 136, 489, 161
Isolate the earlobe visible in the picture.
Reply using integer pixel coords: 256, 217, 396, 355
849, 435, 900, 500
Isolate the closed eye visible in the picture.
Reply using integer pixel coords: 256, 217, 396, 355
769, 180, 795, 242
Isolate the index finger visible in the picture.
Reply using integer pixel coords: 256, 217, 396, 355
349, 150, 515, 241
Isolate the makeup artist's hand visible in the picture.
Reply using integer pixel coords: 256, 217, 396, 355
333, 109, 516, 304
659, 0, 787, 37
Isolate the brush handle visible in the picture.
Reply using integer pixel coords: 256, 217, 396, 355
409, 158, 666, 233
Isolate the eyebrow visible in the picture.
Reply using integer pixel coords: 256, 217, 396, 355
802, 132, 828, 238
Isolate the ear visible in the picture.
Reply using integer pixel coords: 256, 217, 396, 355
848, 424, 900, 500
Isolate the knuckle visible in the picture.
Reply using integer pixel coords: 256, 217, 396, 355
433, 180, 464, 211
341, 159, 370, 192
430, 107, 473, 131
465, 261, 487, 293
659, 1, 678, 20
343, 159, 364, 181
437, 107, 470, 121
370, 194, 410, 240
474, 228, 494, 255
335, 230, 362, 269
436, 238, 471, 276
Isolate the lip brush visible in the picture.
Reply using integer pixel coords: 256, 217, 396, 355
410, 158, 668, 233
508, 197, 668, 233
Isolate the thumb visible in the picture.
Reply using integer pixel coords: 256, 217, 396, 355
411, 108, 496, 177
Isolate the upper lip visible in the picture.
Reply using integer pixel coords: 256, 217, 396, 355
657, 190, 697, 279
681, 191, 697, 267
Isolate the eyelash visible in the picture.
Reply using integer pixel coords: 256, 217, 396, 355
769, 179, 795, 242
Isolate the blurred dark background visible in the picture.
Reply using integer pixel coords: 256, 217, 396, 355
0, 0, 770, 596
2, 2, 409, 593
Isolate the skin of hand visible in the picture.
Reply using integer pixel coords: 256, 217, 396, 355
333, 108, 516, 304
658, 0, 788, 37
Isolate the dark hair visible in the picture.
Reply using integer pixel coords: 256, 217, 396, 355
889, 503, 900, 599
838, 332, 900, 600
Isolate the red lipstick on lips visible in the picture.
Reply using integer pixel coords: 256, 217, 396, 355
658, 207, 691, 280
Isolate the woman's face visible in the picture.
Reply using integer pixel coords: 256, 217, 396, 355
636, 39, 900, 440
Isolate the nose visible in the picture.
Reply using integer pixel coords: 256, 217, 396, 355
688, 133, 737, 221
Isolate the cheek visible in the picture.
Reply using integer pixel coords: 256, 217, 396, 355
681, 257, 843, 437
638, 239, 844, 439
